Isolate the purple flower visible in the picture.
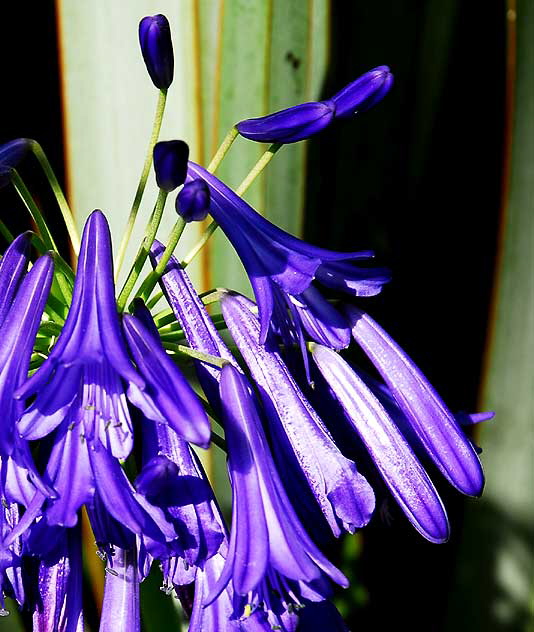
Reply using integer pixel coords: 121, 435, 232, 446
346, 306, 484, 496
153, 140, 189, 192
0, 503, 25, 613
0, 138, 32, 169
150, 240, 236, 408
100, 547, 140, 632
236, 66, 392, 144
187, 161, 390, 344
122, 305, 211, 447
135, 418, 224, 579
331, 66, 393, 119
139, 14, 174, 90
208, 364, 348, 607
13, 211, 197, 543
0, 249, 55, 506
30, 527, 84, 631
220, 292, 375, 537
176, 178, 210, 222
236, 101, 335, 144
311, 343, 449, 543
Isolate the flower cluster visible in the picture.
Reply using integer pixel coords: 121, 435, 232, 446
0, 12, 489, 632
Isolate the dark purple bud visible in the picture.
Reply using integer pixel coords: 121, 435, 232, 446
0, 139, 32, 169
153, 140, 189, 192
236, 101, 335, 144
331, 66, 393, 119
139, 14, 174, 90
176, 179, 210, 222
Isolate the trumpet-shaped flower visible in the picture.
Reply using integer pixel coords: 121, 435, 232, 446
220, 292, 375, 537
346, 306, 484, 496
236, 66, 392, 143
311, 343, 449, 543
209, 364, 348, 604
187, 161, 390, 344
0, 249, 55, 506
14, 211, 204, 540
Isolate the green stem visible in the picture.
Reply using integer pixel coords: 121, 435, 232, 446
116, 189, 168, 311
163, 342, 229, 368
207, 126, 238, 173
115, 89, 168, 278
146, 291, 164, 310
11, 170, 57, 252
135, 217, 186, 305
31, 141, 80, 253
181, 142, 283, 267
180, 220, 218, 267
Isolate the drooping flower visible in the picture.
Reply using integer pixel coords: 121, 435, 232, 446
346, 306, 484, 496
122, 304, 211, 447
236, 66, 392, 144
311, 343, 449, 543
176, 178, 210, 223
135, 410, 224, 580
30, 527, 84, 632
0, 248, 56, 506
139, 14, 174, 90
186, 161, 390, 344
153, 140, 189, 192
208, 364, 348, 611
220, 292, 375, 537
236, 101, 335, 144
14, 211, 203, 544
0, 138, 32, 169
331, 65, 393, 118
99, 547, 140, 632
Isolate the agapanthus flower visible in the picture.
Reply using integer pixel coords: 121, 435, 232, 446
220, 292, 375, 537
99, 547, 139, 632
30, 527, 84, 632
14, 211, 207, 543
236, 66, 392, 143
346, 306, 484, 496
153, 140, 189, 192
331, 65, 393, 118
0, 247, 56, 507
186, 161, 390, 344
139, 14, 174, 90
209, 364, 348, 612
176, 178, 211, 223
0, 138, 32, 169
311, 343, 449, 543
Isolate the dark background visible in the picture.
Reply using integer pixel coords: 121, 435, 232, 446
0, 1, 505, 630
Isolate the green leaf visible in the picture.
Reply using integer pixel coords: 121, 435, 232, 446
447, 4, 534, 630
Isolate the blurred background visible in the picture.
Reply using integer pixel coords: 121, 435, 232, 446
0, 1, 532, 630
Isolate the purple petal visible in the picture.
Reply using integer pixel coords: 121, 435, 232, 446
32, 528, 84, 632
331, 66, 393, 118
221, 293, 375, 536
139, 14, 174, 90
99, 547, 140, 632
237, 101, 335, 144
123, 312, 211, 447
347, 306, 484, 496
312, 344, 449, 543
0, 232, 31, 326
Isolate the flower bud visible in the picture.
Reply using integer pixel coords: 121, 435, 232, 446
331, 66, 393, 119
153, 140, 189, 192
236, 101, 335, 144
176, 179, 210, 222
139, 14, 174, 90
0, 138, 33, 169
